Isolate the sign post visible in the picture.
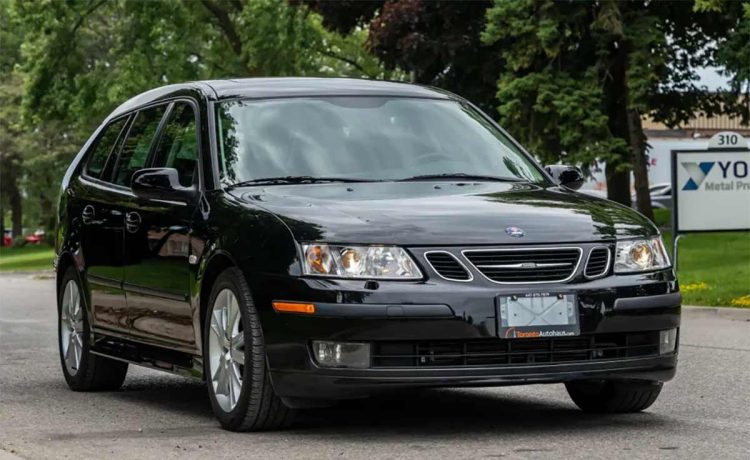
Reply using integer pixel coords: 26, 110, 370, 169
671, 132, 750, 269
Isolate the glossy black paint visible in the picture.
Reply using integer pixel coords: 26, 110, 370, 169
55, 78, 680, 400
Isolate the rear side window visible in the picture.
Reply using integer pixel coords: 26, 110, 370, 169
151, 103, 199, 187
113, 105, 167, 186
84, 117, 128, 179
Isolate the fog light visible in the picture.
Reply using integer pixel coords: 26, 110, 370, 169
312, 341, 370, 368
659, 328, 678, 354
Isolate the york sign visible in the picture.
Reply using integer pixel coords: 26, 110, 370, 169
673, 133, 750, 232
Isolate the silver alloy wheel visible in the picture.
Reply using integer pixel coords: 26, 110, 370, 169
60, 279, 84, 375
208, 288, 245, 413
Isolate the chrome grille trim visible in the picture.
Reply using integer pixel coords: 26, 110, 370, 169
424, 250, 473, 282
584, 246, 611, 279
461, 247, 583, 284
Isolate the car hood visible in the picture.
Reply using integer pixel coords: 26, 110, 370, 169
232, 181, 657, 246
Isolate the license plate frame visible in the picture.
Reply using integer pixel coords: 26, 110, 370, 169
497, 292, 579, 339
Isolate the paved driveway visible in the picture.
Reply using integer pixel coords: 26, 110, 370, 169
1, 273, 749, 459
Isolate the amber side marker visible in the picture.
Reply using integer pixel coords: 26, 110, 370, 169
272, 301, 316, 314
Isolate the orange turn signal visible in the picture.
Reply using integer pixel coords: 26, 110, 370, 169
272, 301, 316, 314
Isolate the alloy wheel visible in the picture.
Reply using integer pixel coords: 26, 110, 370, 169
208, 288, 245, 412
60, 279, 84, 375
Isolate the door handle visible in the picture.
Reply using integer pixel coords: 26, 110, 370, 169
125, 211, 141, 233
82, 205, 95, 224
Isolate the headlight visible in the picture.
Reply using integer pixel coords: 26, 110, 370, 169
302, 244, 422, 279
614, 237, 670, 273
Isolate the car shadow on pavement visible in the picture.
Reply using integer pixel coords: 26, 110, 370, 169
103, 377, 671, 436
293, 387, 671, 437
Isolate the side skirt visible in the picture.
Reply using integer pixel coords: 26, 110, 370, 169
91, 333, 204, 380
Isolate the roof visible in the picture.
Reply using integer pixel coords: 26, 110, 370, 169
202, 77, 453, 100
109, 77, 454, 119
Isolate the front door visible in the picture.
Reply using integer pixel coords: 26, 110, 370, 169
121, 101, 200, 350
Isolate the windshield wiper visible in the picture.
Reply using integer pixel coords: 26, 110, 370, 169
228, 176, 376, 187
397, 173, 526, 182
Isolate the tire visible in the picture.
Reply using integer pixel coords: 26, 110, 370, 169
58, 266, 128, 391
565, 379, 663, 413
204, 267, 292, 431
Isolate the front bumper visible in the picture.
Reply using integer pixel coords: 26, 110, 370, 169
249, 269, 681, 400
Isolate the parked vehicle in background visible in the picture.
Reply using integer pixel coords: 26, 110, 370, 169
2, 230, 11, 247
55, 78, 681, 431
24, 229, 45, 245
633, 183, 672, 210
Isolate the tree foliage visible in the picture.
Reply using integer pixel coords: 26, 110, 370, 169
310, 0, 502, 114
1, 0, 394, 232
482, 0, 747, 214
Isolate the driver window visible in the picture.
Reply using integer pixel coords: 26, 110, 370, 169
151, 102, 198, 187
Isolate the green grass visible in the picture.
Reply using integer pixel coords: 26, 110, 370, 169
662, 231, 750, 307
0, 244, 54, 272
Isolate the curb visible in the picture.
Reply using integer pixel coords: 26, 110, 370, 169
683, 305, 750, 321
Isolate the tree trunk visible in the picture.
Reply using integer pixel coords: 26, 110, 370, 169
606, 163, 631, 204
602, 37, 632, 207
626, 108, 654, 220
10, 184, 22, 237
0, 202, 5, 243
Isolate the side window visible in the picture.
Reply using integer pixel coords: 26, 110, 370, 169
113, 105, 167, 186
84, 117, 128, 180
151, 103, 199, 187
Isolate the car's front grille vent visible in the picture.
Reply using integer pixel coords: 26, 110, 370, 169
585, 247, 610, 278
425, 251, 471, 281
371, 332, 661, 368
463, 247, 581, 283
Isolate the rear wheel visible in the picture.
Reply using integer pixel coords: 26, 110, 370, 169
565, 380, 663, 413
58, 266, 128, 391
204, 268, 292, 431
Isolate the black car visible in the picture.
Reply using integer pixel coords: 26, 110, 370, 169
55, 78, 680, 431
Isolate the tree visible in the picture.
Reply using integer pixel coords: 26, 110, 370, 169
308, 0, 503, 114
482, 0, 746, 217
5, 0, 390, 232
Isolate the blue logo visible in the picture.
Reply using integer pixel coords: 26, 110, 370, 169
505, 226, 525, 237
681, 161, 715, 190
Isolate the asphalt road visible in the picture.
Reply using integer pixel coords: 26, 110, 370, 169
1, 273, 749, 460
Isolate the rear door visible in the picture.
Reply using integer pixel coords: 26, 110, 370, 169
75, 115, 131, 334
121, 101, 200, 350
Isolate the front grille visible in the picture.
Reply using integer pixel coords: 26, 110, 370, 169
585, 247, 610, 278
463, 247, 581, 283
425, 251, 471, 281
371, 332, 661, 368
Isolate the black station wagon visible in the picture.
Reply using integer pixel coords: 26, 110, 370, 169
55, 78, 681, 431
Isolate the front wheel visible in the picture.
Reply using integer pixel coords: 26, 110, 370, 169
204, 268, 292, 431
58, 266, 128, 391
565, 379, 663, 413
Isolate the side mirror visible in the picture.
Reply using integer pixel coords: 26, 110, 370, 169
131, 168, 197, 203
544, 165, 584, 190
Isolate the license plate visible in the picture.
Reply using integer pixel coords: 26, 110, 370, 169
497, 292, 579, 339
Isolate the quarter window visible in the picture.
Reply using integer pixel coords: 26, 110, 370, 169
113, 105, 167, 186
84, 117, 128, 180
151, 103, 199, 187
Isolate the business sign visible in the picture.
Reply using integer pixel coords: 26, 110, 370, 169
672, 133, 750, 233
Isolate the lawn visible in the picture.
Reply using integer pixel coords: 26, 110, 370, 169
0, 244, 55, 272
663, 231, 750, 308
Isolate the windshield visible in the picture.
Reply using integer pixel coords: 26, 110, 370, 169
216, 97, 547, 185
